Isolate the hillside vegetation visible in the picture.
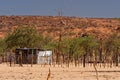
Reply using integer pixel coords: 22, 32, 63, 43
0, 16, 120, 39
0, 16, 120, 69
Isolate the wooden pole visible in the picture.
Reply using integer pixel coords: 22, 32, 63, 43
9, 52, 12, 67
19, 51, 23, 67
31, 49, 33, 67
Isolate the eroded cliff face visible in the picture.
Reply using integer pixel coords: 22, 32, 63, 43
0, 16, 120, 39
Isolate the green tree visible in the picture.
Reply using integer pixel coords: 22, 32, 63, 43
60, 37, 72, 67
104, 33, 120, 67
5, 25, 39, 50
77, 35, 98, 67
70, 37, 84, 67
0, 38, 6, 56
36, 35, 53, 49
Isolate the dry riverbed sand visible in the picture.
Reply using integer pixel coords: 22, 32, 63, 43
0, 63, 120, 80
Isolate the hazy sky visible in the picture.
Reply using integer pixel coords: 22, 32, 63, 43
0, 0, 119, 18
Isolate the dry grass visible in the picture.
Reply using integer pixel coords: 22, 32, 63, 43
0, 63, 120, 80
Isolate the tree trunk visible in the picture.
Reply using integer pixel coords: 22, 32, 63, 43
56, 50, 60, 65
77, 56, 80, 66
19, 52, 23, 67
99, 49, 102, 62
99, 43, 103, 62
74, 57, 77, 67
83, 54, 86, 67
31, 50, 33, 67
62, 54, 65, 64
109, 51, 113, 68
53, 49, 56, 67
93, 50, 99, 80
67, 53, 70, 67
9, 52, 12, 67
52, 49, 54, 66
115, 48, 119, 66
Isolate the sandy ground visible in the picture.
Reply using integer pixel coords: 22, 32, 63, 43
0, 63, 120, 80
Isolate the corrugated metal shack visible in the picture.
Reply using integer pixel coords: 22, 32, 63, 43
15, 48, 40, 64
15, 48, 52, 65
37, 51, 52, 64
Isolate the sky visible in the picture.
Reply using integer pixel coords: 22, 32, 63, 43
0, 0, 120, 18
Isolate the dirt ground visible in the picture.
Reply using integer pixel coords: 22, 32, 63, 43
0, 63, 120, 80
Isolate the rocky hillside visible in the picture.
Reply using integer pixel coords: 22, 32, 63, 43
0, 16, 120, 39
